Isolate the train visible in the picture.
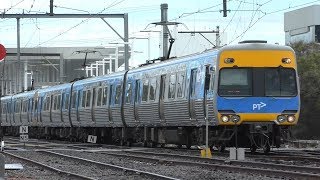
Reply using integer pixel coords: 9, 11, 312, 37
0, 40, 300, 153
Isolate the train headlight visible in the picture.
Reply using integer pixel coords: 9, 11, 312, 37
282, 58, 291, 64
277, 115, 286, 123
224, 58, 235, 64
231, 115, 240, 123
287, 115, 296, 123
221, 115, 229, 123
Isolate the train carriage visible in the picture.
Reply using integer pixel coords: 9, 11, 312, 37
0, 41, 299, 152
212, 41, 299, 152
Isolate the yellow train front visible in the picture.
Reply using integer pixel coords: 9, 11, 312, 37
214, 41, 299, 153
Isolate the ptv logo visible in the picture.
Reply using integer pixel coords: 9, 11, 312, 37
252, 102, 267, 110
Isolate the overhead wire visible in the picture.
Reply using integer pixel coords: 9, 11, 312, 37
33, 0, 127, 47
228, 0, 320, 44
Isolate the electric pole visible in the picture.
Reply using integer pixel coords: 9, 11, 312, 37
222, 0, 228, 17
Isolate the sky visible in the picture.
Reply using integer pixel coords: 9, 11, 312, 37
0, 0, 319, 67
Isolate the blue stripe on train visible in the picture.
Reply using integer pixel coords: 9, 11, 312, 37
217, 96, 299, 113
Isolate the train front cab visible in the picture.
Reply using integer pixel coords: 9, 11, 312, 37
215, 42, 300, 152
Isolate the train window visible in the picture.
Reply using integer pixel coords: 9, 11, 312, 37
190, 69, 198, 97
72, 91, 77, 109
96, 88, 102, 106
218, 68, 252, 96
265, 68, 297, 97
53, 95, 58, 110
46, 97, 50, 111
210, 68, 215, 91
168, 74, 176, 99
35, 98, 38, 112
126, 83, 132, 104
109, 85, 113, 106
82, 90, 86, 108
92, 88, 96, 107
115, 85, 121, 105
86, 89, 91, 107
142, 80, 149, 102
149, 78, 156, 101
177, 73, 185, 98
57, 95, 61, 110
2, 104, 7, 114
65, 94, 70, 110
135, 80, 141, 103
103, 86, 108, 106
15, 101, 20, 113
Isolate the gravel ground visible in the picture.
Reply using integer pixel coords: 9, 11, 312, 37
50, 149, 287, 180
8, 151, 153, 180
4, 154, 67, 180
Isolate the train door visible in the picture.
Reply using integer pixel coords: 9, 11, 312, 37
189, 68, 197, 119
134, 80, 140, 122
159, 75, 166, 121
204, 65, 212, 117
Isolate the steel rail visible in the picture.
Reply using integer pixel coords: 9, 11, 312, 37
102, 150, 320, 180
124, 150, 320, 173
38, 150, 179, 180
2, 151, 94, 180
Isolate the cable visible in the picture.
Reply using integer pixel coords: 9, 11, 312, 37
228, 0, 320, 44
33, 0, 127, 47
1, 0, 26, 14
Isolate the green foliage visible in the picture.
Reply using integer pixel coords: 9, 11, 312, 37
290, 42, 320, 139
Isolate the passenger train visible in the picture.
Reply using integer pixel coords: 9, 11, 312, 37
0, 41, 300, 153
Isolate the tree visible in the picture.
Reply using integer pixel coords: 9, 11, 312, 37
290, 42, 320, 139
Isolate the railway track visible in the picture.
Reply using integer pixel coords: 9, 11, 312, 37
3, 149, 178, 180
4, 136, 320, 179
98, 150, 320, 180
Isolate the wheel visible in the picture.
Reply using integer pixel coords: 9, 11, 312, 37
250, 145, 257, 153
126, 140, 132, 147
143, 141, 148, 147
186, 144, 191, 149
263, 144, 270, 154
160, 143, 165, 148
218, 144, 226, 152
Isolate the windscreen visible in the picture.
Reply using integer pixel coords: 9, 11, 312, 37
218, 68, 297, 97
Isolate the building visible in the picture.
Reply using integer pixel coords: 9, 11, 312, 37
0, 46, 129, 95
284, 5, 320, 45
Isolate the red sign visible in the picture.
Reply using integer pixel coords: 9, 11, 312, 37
0, 44, 6, 60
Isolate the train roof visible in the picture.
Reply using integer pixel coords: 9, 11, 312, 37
128, 49, 219, 74
73, 70, 126, 86
220, 42, 294, 52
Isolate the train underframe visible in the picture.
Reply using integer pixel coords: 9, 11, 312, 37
2, 123, 291, 153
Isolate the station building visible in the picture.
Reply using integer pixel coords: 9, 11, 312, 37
284, 5, 320, 45
1, 46, 129, 95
